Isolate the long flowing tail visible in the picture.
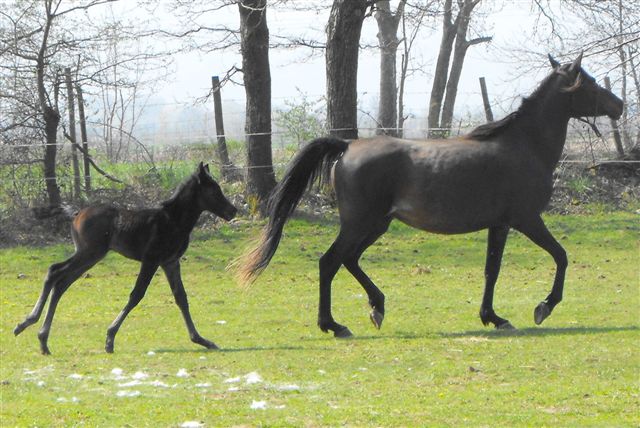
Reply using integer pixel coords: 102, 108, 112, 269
234, 137, 349, 286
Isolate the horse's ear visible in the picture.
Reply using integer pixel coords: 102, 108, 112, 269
548, 54, 560, 69
204, 163, 210, 173
569, 52, 583, 72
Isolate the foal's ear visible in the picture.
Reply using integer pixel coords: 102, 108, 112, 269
569, 51, 583, 72
548, 54, 561, 69
204, 163, 210, 173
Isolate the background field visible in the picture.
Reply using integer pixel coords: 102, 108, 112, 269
1, 211, 638, 426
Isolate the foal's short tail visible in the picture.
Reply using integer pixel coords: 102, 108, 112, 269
233, 137, 349, 286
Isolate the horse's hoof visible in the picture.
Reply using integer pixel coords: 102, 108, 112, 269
370, 309, 384, 330
534, 302, 551, 325
334, 326, 354, 339
14, 324, 25, 336
203, 342, 220, 350
496, 321, 516, 330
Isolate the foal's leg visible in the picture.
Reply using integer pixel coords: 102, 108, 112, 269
343, 219, 391, 330
35, 252, 105, 355
514, 216, 567, 325
14, 259, 70, 336
162, 260, 218, 350
479, 226, 515, 330
105, 261, 158, 353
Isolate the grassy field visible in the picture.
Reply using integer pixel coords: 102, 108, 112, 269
1, 211, 638, 426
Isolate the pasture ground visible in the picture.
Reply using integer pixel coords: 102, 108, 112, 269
1, 211, 638, 426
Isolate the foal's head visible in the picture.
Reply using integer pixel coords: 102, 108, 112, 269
547, 53, 623, 120
193, 162, 237, 221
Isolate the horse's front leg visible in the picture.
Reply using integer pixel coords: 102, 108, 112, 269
514, 216, 567, 325
162, 260, 218, 350
105, 261, 158, 353
479, 225, 515, 330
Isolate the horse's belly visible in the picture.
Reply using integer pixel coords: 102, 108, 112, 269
390, 198, 504, 234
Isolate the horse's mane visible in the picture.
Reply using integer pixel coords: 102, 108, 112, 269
161, 174, 197, 208
464, 69, 565, 141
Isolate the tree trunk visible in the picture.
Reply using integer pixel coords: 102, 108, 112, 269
375, 0, 405, 137
65, 67, 82, 200
427, 0, 457, 138
238, 0, 276, 209
38, 3, 61, 207
326, 0, 369, 140
43, 106, 61, 206
76, 84, 91, 193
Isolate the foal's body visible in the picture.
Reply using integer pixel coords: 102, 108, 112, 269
15, 163, 237, 354
238, 55, 624, 337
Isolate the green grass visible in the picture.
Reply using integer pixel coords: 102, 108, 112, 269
1, 212, 638, 426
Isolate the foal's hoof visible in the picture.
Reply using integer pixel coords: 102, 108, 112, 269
496, 321, 516, 330
534, 302, 551, 325
14, 324, 25, 336
334, 326, 354, 339
369, 309, 384, 330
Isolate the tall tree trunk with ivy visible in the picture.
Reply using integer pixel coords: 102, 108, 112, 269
239, 0, 276, 211
325, 0, 369, 140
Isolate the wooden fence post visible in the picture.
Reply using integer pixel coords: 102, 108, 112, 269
211, 76, 238, 181
65, 67, 82, 199
479, 77, 494, 122
604, 76, 625, 158
75, 84, 91, 193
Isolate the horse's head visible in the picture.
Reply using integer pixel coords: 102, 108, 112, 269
195, 162, 237, 221
548, 53, 623, 120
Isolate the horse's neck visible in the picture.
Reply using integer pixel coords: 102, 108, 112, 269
163, 196, 202, 233
519, 97, 570, 171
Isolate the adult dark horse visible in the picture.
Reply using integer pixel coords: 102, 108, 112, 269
237, 54, 623, 338
15, 163, 237, 354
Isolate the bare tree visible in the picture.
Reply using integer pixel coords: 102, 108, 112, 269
427, 0, 491, 138
326, 0, 372, 139
238, 0, 276, 208
374, 0, 405, 136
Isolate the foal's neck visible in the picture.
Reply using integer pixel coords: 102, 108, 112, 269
162, 187, 203, 234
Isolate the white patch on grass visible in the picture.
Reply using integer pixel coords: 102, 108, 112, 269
116, 390, 141, 398
224, 376, 241, 384
250, 400, 267, 410
36, 381, 46, 387
180, 421, 204, 428
275, 384, 300, 392
216, 320, 227, 325
67, 373, 83, 380
118, 380, 143, 388
148, 380, 169, 388
147, 351, 156, 356
176, 368, 190, 378
131, 371, 148, 380
110, 368, 125, 379
244, 372, 262, 384
195, 382, 211, 388
227, 386, 239, 392
317, 369, 326, 375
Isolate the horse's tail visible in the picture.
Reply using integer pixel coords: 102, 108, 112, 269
234, 137, 349, 286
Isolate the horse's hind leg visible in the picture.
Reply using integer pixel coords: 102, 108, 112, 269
479, 225, 515, 330
161, 260, 218, 350
14, 259, 69, 336
514, 216, 567, 325
318, 229, 363, 338
36, 251, 105, 355
343, 218, 391, 330
105, 261, 158, 353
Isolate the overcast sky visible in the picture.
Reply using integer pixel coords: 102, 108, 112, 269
145, 1, 556, 120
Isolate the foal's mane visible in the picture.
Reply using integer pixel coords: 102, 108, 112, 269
161, 174, 197, 208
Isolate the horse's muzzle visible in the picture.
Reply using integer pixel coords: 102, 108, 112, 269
222, 205, 238, 221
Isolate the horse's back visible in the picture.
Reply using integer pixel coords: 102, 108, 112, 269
335, 136, 548, 233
